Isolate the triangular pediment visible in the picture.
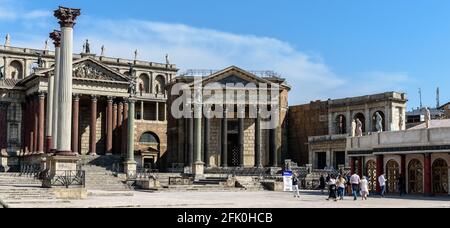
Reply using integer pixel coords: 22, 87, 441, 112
72, 58, 129, 82
191, 66, 273, 87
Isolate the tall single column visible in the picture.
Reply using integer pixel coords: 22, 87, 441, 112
29, 98, 35, 153
112, 102, 118, 154
89, 96, 97, 155
45, 61, 54, 153
424, 153, 432, 196
376, 155, 384, 193
106, 97, 113, 155
188, 116, 194, 167
193, 102, 204, 175
255, 108, 262, 168
33, 96, 38, 153
54, 6, 80, 156
204, 112, 210, 167
155, 102, 159, 121
71, 94, 80, 154
238, 108, 245, 167
221, 107, 228, 167
24, 99, 30, 152
124, 99, 137, 176
49, 30, 61, 151
0, 102, 9, 153
37, 93, 46, 154
122, 101, 128, 157
117, 102, 124, 154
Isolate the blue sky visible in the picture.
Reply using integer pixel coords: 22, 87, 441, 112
1, 0, 449, 108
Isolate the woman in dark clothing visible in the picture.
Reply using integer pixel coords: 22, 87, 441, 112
319, 175, 326, 194
327, 175, 338, 201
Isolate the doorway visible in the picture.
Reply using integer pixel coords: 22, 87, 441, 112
316, 152, 327, 169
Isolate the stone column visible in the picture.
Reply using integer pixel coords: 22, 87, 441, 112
124, 99, 137, 176
164, 103, 167, 121
45, 66, 54, 152
204, 112, 210, 167
112, 102, 118, 154
89, 96, 97, 155
255, 108, 262, 168
238, 108, 245, 167
106, 97, 113, 155
350, 157, 356, 174
188, 116, 194, 167
192, 100, 204, 175
54, 6, 80, 156
33, 96, 38, 153
29, 98, 35, 153
270, 128, 277, 167
122, 101, 129, 157
71, 94, 80, 154
24, 100, 29, 152
37, 93, 45, 154
424, 153, 432, 196
0, 102, 9, 153
221, 107, 228, 168
155, 102, 159, 121
117, 102, 124, 154
49, 30, 61, 151
140, 101, 144, 121
376, 155, 384, 193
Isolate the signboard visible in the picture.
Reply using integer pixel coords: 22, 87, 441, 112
283, 171, 293, 192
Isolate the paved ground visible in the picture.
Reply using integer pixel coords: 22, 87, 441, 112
6, 190, 450, 208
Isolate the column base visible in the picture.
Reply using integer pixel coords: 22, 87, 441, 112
43, 155, 80, 188
124, 160, 137, 178
55, 150, 78, 156
192, 161, 205, 177
88, 152, 97, 156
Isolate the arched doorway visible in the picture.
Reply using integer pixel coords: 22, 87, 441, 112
335, 115, 347, 134
366, 160, 377, 192
372, 111, 385, 132
8, 60, 23, 79
386, 160, 400, 193
354, 113, 366, 133
139, 132, 160, 170
432, 159, 449, 195
408, 159, 423, 194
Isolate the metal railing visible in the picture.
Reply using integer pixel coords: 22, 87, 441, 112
19, 164, 43, 178
126, 167, 159, 181
40, 170, 85, 188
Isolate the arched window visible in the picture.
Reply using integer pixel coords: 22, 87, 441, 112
9, 60, 23, 79
139, 132, 160, 145
372, 111, 385, 132
354, 113, 366, 133
154, 75, 166, 94
335, 114, 347, 134
138, 73, 150, 94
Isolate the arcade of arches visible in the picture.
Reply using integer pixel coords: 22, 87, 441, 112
350, 154, 449, 195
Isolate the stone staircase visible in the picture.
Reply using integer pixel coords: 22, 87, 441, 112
0, 173, 69, 208
78, 155, 131, 192
234, 177, 266, 191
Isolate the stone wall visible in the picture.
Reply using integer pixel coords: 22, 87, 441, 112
79, 100, 106, 155
288, 101, 328, 165
134, 120, 168, 168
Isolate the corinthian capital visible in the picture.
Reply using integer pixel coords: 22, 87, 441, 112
49, 30, 62, 47
54, 6, 81, 28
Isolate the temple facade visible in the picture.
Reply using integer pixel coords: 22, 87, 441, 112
0, 43, 177, 171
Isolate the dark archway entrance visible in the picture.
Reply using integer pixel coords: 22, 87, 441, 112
432, 159, 448, 195
227, 120, 240, 167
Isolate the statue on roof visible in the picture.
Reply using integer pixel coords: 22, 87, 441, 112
165, 54, 170, 65
5, 34, 10, 46
134, 49, 138, 61
83, 39, 90, 54
425, 107, 431, 128
100, 45, 105, 56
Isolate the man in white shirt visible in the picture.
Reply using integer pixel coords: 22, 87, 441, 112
378, 173, 387, 197
350, 173, 361, 201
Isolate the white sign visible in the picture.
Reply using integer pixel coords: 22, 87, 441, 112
283, 171, 293, 192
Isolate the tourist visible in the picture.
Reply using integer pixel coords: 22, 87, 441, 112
378, 173, 387, 198
350, 172, 361, 201
346, 172, 352, 196
398, 174, 406, 196
292, 174, 300, 198
326, 175, 338, 202
325, 174, 331, 194
337, 175, 346, 200
360, 176, 369, 200
319, 175, 326, 194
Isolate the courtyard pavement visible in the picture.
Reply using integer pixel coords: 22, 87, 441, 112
6, 190, 450, 208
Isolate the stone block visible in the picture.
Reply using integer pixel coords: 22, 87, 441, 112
53, 188, 88, 200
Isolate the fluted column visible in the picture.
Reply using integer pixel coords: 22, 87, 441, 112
54, 6, 80, 156
72, 94, 80, 154
49, 30, 61, 151
37, 93, 45, 154
29, 98, 35, 153
122, 101, 128, 157
89, 96, 97, 155
255, 107, 262, 167
126, 99, 136, 163
33, 96, 38, 153
117, 102, 123, 154
221, 107, 228, 167
238, 108, 245, 167
24, 98, 30, 152
188, 116, 194, 167
106, 97, 113, 155
112, 102, 118, 154
204, 112, 210, 167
